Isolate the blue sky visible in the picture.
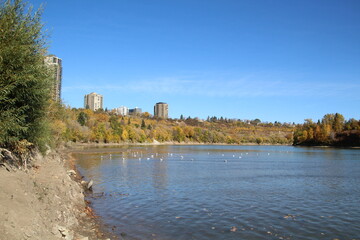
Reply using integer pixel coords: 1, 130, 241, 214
29, 0, 360, 123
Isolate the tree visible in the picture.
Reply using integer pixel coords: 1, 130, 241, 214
0, 0, 51, 152
251, 119, 261, 125
141, 119, 146, 129
256, 137, 263, 144
333, 113, 345, 132
95, 108, 104, 113
77, 112, 88, 126
142, 112, 151, 118
308, 127, 314, 140
345, 118, 359, 130
304, 119, 314, 125
109, 115, 123, 136
121, 128, 129, 141
322, 114, 335, 126
172, 127, 185, 142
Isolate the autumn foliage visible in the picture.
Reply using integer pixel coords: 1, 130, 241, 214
49, 106, 295, 145
293, 113, 360, 147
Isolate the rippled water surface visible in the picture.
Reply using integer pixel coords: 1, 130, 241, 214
74, 145, 360, 240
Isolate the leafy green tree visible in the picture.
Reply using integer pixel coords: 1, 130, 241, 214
109, 115, 123, 137
0, 0, 51, 152
77, 112, 88, 126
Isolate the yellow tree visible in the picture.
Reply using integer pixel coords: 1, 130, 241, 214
121, 129, 129, 141
308, 128, 314, 141
333, 113, 345, 132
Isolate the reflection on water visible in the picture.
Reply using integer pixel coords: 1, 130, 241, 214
74, 145, 360, 240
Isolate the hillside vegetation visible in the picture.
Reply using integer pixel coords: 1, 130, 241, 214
50, 105, 294, 145
50, 106, 360, 147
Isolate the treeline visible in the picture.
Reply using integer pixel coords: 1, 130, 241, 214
51, 106, 294, 145
293, 113, 360, 147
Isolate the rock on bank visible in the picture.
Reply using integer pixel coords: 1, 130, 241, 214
0, 149, 109, 240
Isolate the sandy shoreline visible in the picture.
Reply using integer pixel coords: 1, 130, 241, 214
0, 148, 115, 240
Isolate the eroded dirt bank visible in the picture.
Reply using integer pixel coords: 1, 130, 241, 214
0, 148, 113, 240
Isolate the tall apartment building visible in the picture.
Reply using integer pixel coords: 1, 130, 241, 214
154, 102, 168, 119
114, 106, 129, 116
84, 92, 103, 111
44, 55, 62, 101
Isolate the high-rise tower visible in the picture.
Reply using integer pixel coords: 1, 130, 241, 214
84, 92, 103, 111
44, 55, 62, 101
154, 102, 168, 119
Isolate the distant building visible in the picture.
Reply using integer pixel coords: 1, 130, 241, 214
44, 55, 62, 101
129, 107, 142, 115
154, 102, 168, 119
114, 106, 129, 116
84, 92, 103, 111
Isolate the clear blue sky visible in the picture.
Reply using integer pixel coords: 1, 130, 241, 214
30, 0, 360, 123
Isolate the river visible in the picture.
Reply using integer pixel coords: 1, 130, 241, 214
74, 145, 360, 240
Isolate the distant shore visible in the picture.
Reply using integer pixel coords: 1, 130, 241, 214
66, 141, 293, 154
68, 141, 291, 148
66, 142, 359, 155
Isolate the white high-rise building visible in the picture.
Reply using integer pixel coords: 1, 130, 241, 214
44, 55, 62, 101
114, 106, 129, 116
84, 92, 103, 111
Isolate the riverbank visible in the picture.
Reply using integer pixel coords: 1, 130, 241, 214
0, 148, 114, 240
67, 141, 291, 148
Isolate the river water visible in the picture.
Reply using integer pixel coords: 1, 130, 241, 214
74, 145, 360, 240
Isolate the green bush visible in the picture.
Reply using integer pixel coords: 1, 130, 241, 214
0, 0, 51, 152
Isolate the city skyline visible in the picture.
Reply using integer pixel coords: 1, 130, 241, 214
83, 93, 169, 119
30, 0, 360, 123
